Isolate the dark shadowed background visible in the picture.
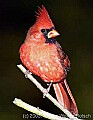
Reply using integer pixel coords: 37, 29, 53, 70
0, 0, 92, 120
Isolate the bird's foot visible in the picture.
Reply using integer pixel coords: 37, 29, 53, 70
25, 70, 32, 78
42, 82, 52, 98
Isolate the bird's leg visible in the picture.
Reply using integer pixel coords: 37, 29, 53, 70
24, 70, 32, 78
47, 82, 52, 92
43, 82, 52, 98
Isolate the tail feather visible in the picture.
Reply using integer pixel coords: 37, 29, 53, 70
53, 79, 78, 115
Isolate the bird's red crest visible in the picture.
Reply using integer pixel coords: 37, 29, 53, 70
35, 5, 54, 29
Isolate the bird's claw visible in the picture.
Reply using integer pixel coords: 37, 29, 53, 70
42, 88, 49, 98
42, 82, 52, 98
25, 70, 32, 78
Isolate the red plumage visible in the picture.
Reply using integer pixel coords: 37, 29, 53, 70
19, 5, 78, 115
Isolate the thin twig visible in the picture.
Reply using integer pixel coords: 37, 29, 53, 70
13, 98, 70, 120
16, 64, 81, 120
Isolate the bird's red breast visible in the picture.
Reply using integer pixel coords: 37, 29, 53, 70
20, 41, 66, 83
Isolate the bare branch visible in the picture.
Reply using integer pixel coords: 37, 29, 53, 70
16, 64, 81, 120
13, 98, 70, 120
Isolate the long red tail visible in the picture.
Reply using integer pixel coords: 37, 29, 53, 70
53, 79, 78, 115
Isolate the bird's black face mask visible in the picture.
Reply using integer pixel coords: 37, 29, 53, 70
41, 27, 56, 44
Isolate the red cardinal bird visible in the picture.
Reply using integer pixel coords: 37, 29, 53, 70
19, 5, 78, 115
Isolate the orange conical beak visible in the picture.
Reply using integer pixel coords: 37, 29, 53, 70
47, 29, 60, 38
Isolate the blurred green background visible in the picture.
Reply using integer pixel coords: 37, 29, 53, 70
0, 0, 92, 120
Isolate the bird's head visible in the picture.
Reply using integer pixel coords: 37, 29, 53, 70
25, 5, 60, 44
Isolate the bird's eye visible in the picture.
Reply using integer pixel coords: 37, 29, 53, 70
41, 29, 46, 33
